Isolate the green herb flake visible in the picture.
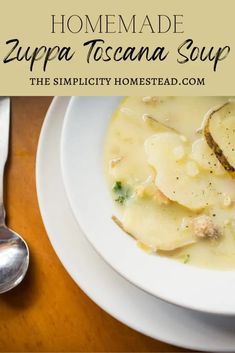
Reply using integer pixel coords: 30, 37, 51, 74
115, 195, 125, 205
112, 180, 131, 205
112, 181, 122, 192
183, 254, 190, 264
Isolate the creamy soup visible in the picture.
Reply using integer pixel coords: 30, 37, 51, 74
104, 96, 235, 270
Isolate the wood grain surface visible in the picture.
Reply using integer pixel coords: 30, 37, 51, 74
0, 97, 188, 352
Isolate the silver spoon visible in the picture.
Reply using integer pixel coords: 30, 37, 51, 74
0, 97, 29, 294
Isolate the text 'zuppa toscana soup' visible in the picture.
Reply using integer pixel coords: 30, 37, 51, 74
104, 96, 235, 270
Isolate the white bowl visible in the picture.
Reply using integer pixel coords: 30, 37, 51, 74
61, 96, 235, 315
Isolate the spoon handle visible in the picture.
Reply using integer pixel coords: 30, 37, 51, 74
0, 97, 10, 225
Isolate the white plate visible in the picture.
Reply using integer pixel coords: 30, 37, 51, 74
61, 96, 235, 315
36, 97, 235, 352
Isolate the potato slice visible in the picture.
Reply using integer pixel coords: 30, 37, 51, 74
122, 200, 196, 251
203, 102, 235, 173
145, 132, 219, 210
191, 138, 225, 176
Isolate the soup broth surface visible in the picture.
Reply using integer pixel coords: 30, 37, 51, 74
104, 96, 235, 270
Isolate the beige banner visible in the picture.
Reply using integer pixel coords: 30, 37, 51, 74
0, 0, 234, 95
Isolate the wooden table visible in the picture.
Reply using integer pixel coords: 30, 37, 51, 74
0, 97, 188, 352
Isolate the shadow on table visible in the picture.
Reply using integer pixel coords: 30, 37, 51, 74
0, 251, 36, 309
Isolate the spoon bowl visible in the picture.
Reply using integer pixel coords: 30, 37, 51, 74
0, 226, 29, 293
